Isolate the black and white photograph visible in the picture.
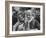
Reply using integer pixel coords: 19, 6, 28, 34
9, 3, 44, 35
5, 1, 45, 37
12, 7, 40, 31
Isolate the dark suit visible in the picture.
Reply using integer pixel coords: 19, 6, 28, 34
29, 19, 40, 30
24, 19, 40, 31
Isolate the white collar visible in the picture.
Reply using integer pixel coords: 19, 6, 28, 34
28, 17, 34, 23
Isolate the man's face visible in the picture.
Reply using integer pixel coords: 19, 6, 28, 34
25, 10, 32, 21
18, 13, 25, 22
